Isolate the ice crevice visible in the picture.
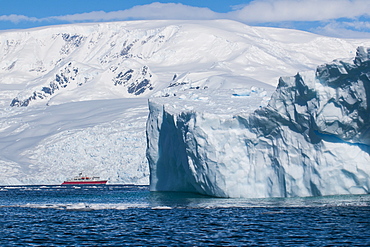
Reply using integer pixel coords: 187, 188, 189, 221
146, 47, 370, 198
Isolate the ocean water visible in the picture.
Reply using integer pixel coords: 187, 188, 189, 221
1, 185, 369, 246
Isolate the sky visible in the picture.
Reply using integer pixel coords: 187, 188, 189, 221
0, 0, 370, 38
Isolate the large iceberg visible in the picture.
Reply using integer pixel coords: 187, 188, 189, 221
146, 47, 370, 198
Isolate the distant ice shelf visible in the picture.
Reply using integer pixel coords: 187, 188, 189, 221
147, 47, 370, 198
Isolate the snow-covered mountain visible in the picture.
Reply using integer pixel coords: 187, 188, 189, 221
1, 19, 369, 185
147, 47, 370, 198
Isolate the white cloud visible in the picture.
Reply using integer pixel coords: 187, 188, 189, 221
2, 1, 370, 24
1, 1, 370, 38
313, 21, 370, 38
342, 21, 370, 30
48, 2, 220, 22
39, 1, 370, 29
232, 0, 370, 23
0, 14, 38, 23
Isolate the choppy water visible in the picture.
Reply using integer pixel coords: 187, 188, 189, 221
1, 185, 369, 246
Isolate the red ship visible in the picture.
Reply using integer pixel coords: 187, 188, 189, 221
62, 173, 108, 185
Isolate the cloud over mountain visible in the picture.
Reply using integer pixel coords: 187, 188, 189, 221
1, 1, 370, 38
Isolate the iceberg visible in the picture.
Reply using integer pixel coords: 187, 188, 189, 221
146, 47, 370, 198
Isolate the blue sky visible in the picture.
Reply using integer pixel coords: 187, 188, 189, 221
1, 0, 370, 38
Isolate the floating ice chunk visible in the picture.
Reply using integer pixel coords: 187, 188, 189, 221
147, 47, 370, 198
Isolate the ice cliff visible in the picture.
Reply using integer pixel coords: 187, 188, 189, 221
147, 47, 370, 198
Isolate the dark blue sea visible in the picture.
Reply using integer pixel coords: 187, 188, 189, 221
1, 185, 369, 246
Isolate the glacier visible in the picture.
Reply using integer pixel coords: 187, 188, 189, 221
1, 19, 370, 185
147, 47, 370, 198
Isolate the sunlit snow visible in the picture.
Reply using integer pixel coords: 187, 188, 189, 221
0, 20, 369, 185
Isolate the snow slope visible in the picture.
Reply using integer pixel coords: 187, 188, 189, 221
147, 47, 370, 198
1, 19, 370, 185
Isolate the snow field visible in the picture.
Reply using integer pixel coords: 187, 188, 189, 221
1, 20, 370, 185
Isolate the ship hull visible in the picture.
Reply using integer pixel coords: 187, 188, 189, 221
61, 180, 108, 185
